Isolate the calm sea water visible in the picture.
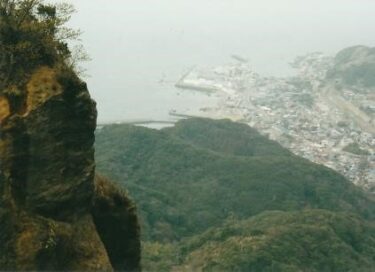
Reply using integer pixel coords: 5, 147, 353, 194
63, 0, 375, 123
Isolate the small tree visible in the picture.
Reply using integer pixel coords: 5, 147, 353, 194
0, 0, 86, 90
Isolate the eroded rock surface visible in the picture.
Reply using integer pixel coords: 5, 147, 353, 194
0, 67, 140, 271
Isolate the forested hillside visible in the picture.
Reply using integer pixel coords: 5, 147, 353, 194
175, 210, 375, 271
95, 118, 375, 270
327, 45, 375, 89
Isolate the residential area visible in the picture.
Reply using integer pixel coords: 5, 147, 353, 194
174, 52, 375, 192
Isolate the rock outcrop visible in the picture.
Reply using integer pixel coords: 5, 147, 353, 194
0, 67, 140, 271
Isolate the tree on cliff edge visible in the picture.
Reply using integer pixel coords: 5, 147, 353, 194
0, 0, 86, 90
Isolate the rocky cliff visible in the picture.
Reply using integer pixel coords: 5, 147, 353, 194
0, 67, 140, 271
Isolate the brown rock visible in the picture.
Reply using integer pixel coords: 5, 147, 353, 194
93, 174, 141, 271
0, 67, 141, 271
0, 95, 10, 122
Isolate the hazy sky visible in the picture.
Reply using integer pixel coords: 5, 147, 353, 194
53, 0, 375, 122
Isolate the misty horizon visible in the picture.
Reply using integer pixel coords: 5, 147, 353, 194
56, 0, 375, 122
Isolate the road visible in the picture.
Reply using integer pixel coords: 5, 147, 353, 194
322, 84, 375, 134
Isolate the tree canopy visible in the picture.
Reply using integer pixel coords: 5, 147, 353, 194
95, 118, 375, 270
0, 0, 84, 89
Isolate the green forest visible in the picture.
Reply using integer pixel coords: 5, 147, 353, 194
95, 118, 375, 271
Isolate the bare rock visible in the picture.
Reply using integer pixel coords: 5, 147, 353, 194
0, 67, 140, 271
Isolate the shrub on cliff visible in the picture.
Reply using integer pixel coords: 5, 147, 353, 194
0, 0, 87, 89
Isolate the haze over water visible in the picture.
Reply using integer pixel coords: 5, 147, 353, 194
60, 0, 375, 123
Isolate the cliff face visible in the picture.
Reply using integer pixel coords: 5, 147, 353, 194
0, 67, 140, 271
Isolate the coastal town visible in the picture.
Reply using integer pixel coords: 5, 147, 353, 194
173, 52, 375, 192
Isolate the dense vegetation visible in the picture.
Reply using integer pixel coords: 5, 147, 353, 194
174, 210, 375, 271
343, 142, 371, 156
327, 45, 375, 89
95, 118, 375, 270
0, 0, 86, 92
